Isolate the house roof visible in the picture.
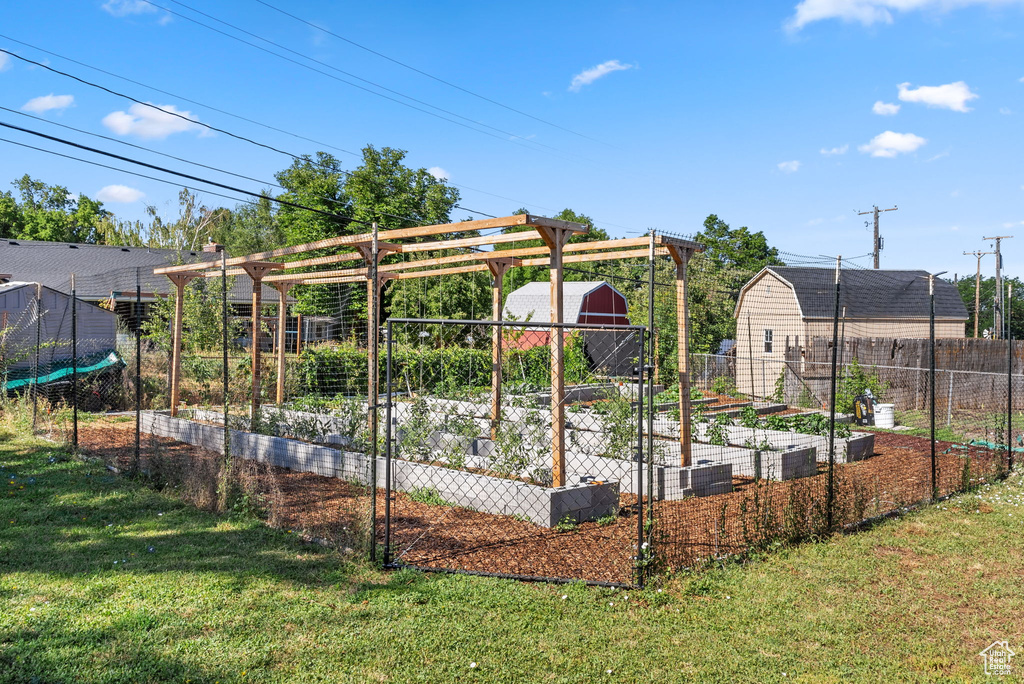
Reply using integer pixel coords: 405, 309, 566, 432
739, 267, 969, 320
0, 238, 281, 303
502, 281, 627, 323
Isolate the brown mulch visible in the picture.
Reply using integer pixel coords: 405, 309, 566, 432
77, 420, 1006, 584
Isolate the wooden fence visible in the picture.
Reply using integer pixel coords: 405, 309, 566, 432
782, 336, 1024, 412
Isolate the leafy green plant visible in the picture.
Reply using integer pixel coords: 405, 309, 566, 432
739, 406, 761, 428
711, 376, 740, 397
705, 421, 729, 446
596, 514, 617, 526
406, 486, 456, 507
835, 357, 888, 415
592, 393, 636, 459
555, 514, 579, 533
714, 411, 733, 426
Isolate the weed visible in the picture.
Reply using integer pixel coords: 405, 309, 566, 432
406, 486, 456, 507
555, 514, 579, 533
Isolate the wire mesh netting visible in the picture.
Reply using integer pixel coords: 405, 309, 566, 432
4, 229, 1020, 587
382, 318, 646, 585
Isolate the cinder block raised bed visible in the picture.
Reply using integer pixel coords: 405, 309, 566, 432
141, 411, 616, 528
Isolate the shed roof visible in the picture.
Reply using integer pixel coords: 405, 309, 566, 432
502, 281, 626, 323
0, 239, 280, 303
740, 267, 968, 320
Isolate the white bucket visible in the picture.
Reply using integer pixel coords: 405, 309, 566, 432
875, 403, 895, 429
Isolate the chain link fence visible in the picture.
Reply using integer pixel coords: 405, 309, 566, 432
6, 235, 1019, 587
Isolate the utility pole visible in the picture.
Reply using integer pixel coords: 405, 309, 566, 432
964, 250, 994, 338
982, 235, 1013, 339
858, 205, 898, 269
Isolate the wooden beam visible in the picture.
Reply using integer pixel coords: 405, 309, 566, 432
400, 230, 545, 253
165, 272, 202, 417
272, 281, 298, 405
666, 244, 697, 466
486, 258, 517, 441
241, 262, 285, 417
154, 214, 546, 275
536, 225, 573, 488
292, 244, 666, 285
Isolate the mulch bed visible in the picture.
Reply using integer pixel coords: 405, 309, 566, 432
77, 420, 1008, 585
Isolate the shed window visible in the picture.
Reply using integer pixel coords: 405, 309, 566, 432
763, 329, 773, 354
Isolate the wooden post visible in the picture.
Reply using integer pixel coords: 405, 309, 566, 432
165, 272, 200, 417
273, 282, 297, 405
296, 313, 303, 354
240, 262, 285, 417
355, 233, 401, 431
667, 245, 694, 467
486, 257, 519, 440
538, 226, 572, 487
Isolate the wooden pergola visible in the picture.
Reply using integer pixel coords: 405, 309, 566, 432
154, 214, 702, 485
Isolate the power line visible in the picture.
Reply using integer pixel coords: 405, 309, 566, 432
143, 0, 588, 162
0, 120, 361, 224
0, 40, 587, 224
251, 0, 607, 147
0, 136, 257, 210
0, 48, 331, 165
0, 34, 359, 159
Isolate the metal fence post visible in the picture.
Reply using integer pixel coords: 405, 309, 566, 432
636, 325, 646, 588
929, 274, 938, 500
221, 249, 229, 458
384, 320, 394, 566
826, 258, 840, 531
1008, 284, 1014, 472
71, 273, 78, 449
135, 268, 141, 472
32, 283, 41, 431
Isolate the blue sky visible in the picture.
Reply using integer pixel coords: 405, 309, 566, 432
1, 0, 1022, 281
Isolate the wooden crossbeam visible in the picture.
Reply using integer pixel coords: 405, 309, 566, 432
154, 214, 587, 275
262, 238, 655, 283
295, 246, 666, 285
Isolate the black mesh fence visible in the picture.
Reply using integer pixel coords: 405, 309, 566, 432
10, 231, 1018, 587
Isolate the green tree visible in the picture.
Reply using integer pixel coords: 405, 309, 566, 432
5, 175, 109, 243
957, 275, 1024, 339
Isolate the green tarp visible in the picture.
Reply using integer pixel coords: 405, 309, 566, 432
3, 351, 125, 391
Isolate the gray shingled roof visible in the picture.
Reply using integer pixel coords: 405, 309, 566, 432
762, 267, 968, 320
0, 239, 280, 303
502, 281, 625, 323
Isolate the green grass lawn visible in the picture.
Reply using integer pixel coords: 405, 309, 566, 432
2, 426, 1023, 683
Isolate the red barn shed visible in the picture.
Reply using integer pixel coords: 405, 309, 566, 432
502, 281, 636, 376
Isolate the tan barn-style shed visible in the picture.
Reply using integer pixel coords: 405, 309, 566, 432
734, 267, 968, 397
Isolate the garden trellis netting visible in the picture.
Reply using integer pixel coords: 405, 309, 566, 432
10, 216, 1019, 587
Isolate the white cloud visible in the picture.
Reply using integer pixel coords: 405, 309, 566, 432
22, 94, 74, 114
102, 0, 157, 17
1000, 107, 1012, 114
427, 166, 449, 181
897, 81, 978, 112
102, 102, 206, 139
872, 100, 900, 115
820, 144, 849, 155
0, 52, 9, 72
777, 160, 802, 173
568, 60, 635, 92
786, 0, 1024, 31
96, 185, 145, 203
858, 130, 927, 157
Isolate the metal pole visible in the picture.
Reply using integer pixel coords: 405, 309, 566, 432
929, 274, 937, 500
32, 283, 41, 431
636, 325, 646, 589
646, 233, 655, 535
71, 274, 78, 449
826, 258, 841, 530
946, 371, 953, 427
384, 320, 394, 565
369, 222, 378, 564
134, 268, 141, 472
1008, 284, 1014, 472
222, 249, 229, 457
